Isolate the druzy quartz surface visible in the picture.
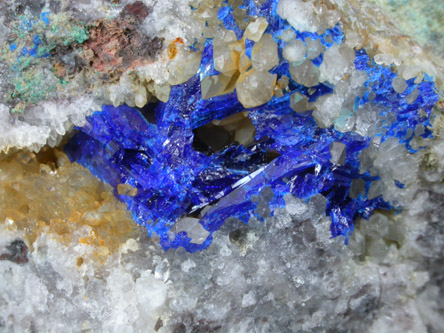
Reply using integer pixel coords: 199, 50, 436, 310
65, 0, 439, 252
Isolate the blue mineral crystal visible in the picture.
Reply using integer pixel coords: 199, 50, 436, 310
65, 0, 438, 252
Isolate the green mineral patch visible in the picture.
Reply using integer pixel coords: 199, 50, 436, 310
66, 26, 89, 45
11, 73, 56, 106
2, 12, 90, 111
369, 0, 444, 57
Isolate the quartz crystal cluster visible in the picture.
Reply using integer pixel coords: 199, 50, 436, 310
0, 0, 444, 332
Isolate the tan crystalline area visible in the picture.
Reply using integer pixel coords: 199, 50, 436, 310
0, 149, 140, 260
328, 0, 444, 88
201, 17, 279, 108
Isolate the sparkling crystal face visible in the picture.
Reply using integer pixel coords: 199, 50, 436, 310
65, 0, 438, 252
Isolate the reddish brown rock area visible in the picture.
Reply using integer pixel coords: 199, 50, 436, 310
0, 240, 29, 264
82, 2, 163, 75
120, 1, 152, 22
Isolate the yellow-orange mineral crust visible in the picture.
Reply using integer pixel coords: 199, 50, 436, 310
0, 149, 140, 260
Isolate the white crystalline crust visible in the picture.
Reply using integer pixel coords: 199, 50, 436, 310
327, 0, 444, 86
140, 0, 204, 46
2, 163, 444, 332
277, 0, 340, 34
0, 97, 99, 152
0, 226, 168, 332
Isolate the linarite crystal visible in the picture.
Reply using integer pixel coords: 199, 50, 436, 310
1, 0, 444, 332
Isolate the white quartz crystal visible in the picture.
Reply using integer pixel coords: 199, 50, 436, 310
0, 225, 167, 332
173, 217, 210, 245
290, 59, 320, 87
354, 102, 383, 137
277, 0, 320, 33
306, 37, 324, 60
313, 94, 345, 128
244, 17, 269, 42
236, 70, 277, 108
280, 28, 296, 43
320, 44, 355, 85
277, 0, 340, 34
283, 40, 306, 63
141, 0, 204, 45
330, 141, 347, 165
251, 34, 279, 71
0, 96, 99, 152
392, 76, 408, 93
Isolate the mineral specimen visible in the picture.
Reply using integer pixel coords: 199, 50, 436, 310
1, 0, 444, 332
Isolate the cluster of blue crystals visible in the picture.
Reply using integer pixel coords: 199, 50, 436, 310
11, 12, 51, 59
65, 0, 438, 252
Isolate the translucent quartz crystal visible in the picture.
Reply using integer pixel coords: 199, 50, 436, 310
277, 0, 320, 33
406, 88, 420, 104
392, 76, 408, 93
289, 92, 309, 113
134, 86, 148, 108
234, 117, 256, 146
251, 33, 279, 71
354, 103, 382, 137
401, 65, 421, 81
282, 39, 306, 63
280, 28, 296, 43
349, 179, 366, 199
243, 17, 268, 42
289, 59, 320, 87
236, 69, 277, 108
201, 73, 238, 99
173, 217, 210, 245
213, 31, 239, 75
238, 51, 252, 73
362, 213, 389, 239
313, 94, 345, 128
201, 23, 277, 108
306, 37, 324, 60
330, 141, 347, 165
320, 44, 355, 84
